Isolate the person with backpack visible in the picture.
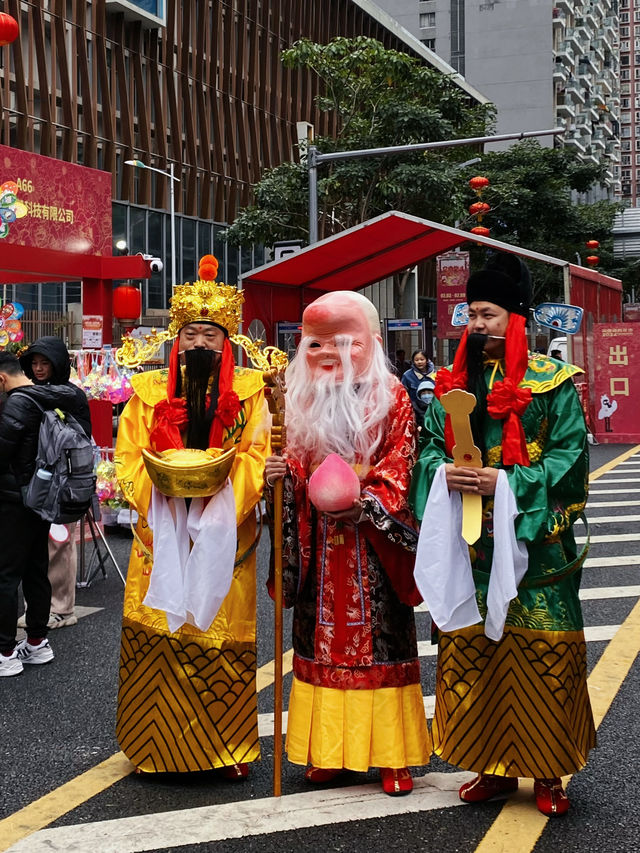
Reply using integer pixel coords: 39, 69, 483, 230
0, 352, 81, 677
17, 337, 92, 630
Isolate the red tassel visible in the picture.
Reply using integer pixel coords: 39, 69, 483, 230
486, 314, 531, 466
435, 329, 470, 456
208, 338, 240, 448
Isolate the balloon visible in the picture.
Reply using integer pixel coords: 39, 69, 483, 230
0, 303, 14, 319
0, 330, 9, 347
10, 302, 24, 319
8, 329, 23, 342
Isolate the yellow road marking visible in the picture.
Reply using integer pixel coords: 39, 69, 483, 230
589, 444, 640, 482
0, 752, 134, 852
0, 651, 295, 852
475, 444, 640, 853
256, 648, 294, 691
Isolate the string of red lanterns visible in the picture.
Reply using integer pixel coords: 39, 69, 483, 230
468, 176, 491, 239
585, 239, 600, 267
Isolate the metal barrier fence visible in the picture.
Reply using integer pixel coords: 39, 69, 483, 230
21, 310, 71, 344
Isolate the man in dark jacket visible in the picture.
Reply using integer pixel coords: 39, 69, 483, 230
18, 337, 92, 629
0, 352, 79, 677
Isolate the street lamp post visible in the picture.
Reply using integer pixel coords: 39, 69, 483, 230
124, 159, 180, 292
307, 127, 565, 243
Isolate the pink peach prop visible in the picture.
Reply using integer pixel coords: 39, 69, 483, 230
308, 453, 361, 512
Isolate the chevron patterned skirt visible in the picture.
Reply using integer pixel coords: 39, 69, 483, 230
115, 512, 260, 774
432, 624, 596, 779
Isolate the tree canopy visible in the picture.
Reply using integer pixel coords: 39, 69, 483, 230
224, 36, 626, 299
224, 36, 495, 246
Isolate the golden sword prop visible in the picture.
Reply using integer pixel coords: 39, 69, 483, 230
439, 389, 482, 545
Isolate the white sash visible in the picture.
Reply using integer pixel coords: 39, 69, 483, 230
414, 465, 528, 641
144, 482, 237, 633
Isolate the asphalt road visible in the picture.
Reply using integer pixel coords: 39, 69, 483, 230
2, 441, 639, 853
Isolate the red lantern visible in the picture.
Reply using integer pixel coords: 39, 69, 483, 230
113, 285, 142, 325
469, 176, 490, 193
469, 201, 491, 217
0, 13, 19, 47
585, 239, 600, 250
586, 255, 599, 267
470, 226, 490, 237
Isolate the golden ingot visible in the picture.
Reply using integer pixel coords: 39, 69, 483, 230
142, 446, 237, 498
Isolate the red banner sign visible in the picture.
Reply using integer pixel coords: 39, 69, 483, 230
593, 322, 640, 443
0, 144, 111, 255
436, 251, 469, 340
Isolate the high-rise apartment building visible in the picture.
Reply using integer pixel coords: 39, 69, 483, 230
618, 0, 640, 203
376, 1, 621, 199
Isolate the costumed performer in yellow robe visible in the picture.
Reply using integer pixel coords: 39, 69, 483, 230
115, 255, 270, 778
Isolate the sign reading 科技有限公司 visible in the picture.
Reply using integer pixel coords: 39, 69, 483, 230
436, 251, 469, 340
593, 322, 640, 444
0, 143, 111, 255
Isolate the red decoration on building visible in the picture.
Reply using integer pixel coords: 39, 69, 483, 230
0, 13, 19, 46
586, 239, 600, 250
113, 285, 142, 325
586, 255, 600, 267
470, 226, 491, 237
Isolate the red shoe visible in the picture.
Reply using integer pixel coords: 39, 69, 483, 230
534, 778, 569, 817
380, 767, 413, 796
304, 766, 343, 783
459, 774, 518, 803
220, 763, 249, 781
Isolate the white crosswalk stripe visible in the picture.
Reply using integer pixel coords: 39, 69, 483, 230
4, 773, 474, 853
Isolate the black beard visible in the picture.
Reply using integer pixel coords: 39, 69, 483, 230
466, 333, 488, 458
176, 348, 219, 450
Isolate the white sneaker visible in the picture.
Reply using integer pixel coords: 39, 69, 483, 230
16, 637, 54, 665
48, 612, 78, 629
0, 649, 24, 677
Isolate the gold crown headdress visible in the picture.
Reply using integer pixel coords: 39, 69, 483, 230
116, 255, 288, 375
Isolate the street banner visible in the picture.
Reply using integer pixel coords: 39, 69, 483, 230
436, 252, 469, 340
0, 143, 111, 255
593, 322, 640, 443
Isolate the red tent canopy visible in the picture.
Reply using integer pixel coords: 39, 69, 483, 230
240, 211, 622, 430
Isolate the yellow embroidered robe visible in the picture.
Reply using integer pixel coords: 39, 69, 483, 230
114, 366, 269, 773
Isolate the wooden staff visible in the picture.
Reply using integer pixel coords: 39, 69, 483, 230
440, 388, 482, 545
264, 370, 286, 797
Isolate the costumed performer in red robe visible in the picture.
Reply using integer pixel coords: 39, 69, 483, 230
264, 290, 431, 796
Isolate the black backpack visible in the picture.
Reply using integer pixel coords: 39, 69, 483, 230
14, 393, 96, 523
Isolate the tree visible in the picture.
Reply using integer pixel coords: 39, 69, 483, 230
225, 37, 625, 303
224, 36, 495, 249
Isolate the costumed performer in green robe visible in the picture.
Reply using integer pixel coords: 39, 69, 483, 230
410, 251, 595, 817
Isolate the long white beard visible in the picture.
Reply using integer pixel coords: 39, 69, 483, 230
285, 336, 394, 470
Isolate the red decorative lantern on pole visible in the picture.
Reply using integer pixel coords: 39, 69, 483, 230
585, 239, 600, 250
0, 13, 19, 46
586, 255, 600, 267
469, 201, 491, 219
113, 285, 142, 328
470, 225, 491, 238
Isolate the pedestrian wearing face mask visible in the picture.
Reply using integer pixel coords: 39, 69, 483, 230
401, 350, 435, 427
